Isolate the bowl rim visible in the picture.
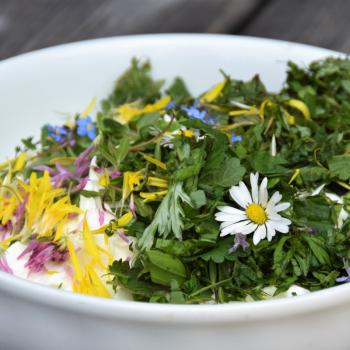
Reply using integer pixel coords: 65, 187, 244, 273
0, 33, 348, 322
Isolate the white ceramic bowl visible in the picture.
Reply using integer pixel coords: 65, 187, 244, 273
0, 34, 348, 350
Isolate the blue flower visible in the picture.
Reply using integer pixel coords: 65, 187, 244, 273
47, 125, 68, 143
165, 101, 176, 110
182, 100, 207, 121
77, 116, 97, 140
230, 133, 242, 143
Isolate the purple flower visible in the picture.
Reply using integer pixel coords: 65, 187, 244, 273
18, 240, 68, 274
71, 177, 89, 194
74, 145, 95, 178
0, 222, 13, 241
129, 193, 136, 218
34, 165, 56, 176
98, 209, 106, 226
77, 116, 97, 140
336, 268, 350, 283
14, 193, 28, 231
230, 133, 242, 143
116, 230, 130, 244
0, 256, 13, 274
47, 125, 68, 143
229, 233, 249, 253
51, 162, 76, 187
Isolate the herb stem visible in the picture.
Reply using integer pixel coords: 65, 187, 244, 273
188, 277, 232, 298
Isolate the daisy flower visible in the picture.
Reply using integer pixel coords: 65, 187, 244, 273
215, 173, 291, 245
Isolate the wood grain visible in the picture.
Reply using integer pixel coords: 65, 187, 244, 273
239, 0, 350, 53
0, 0, 261, 59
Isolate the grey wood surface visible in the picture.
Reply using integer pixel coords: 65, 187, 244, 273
0, 0, 349, 60
0, 0, 261, 60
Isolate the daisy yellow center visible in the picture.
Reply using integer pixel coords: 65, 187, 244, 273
245, 203, 267, 225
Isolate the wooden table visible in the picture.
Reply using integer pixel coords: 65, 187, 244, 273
0, 0, 349, 60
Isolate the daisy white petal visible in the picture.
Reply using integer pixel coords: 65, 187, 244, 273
250, 172, 259, 203
217, 206, 246, 216
220, 220, 245, 229
268, 191, 282, 205
220, 220, 251, 236
240, 222, 258, 235
273, 202, 291, 213
265, 221, 276, 241
269, 221, 290, 233
253, 224, 267, 245
239, 181, 253, 206
229, 186, 249, 208
215, 212, 247, 223
258, 177, 268, 206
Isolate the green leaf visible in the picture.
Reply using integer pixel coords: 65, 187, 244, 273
166, 77, 191, 103
303, 235, 331, 265
146, 250, 187, 286
190, 190, 207, 209
328, 155, 350, 180
103, 58, 164, 107
201, 237, 234, 263
115, 136, 129, 163
249, 151, 288, 175
293, 195, 335, 230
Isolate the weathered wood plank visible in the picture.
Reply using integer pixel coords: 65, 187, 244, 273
0, 0, 262, 60
239, 0, 350, 53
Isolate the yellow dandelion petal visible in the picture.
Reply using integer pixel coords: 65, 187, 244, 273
82, 218, 105, 269
200, 80, 226, 103
229, 107, 259, 117
81, 97, 97, 117
259, 99, 273, 120
286, 99, 311, 120
142, 153, 167, 170
122, 171, 144, 203
284, 110, 296, 125
114, 96, 171, 124
49, 157, 76, 166
116, 211, 133, 227
147, 176, 168, 188
13, 152, 27, 172
67, 238, 83, 282
288, 168, 301, 185
99, 172, 110, 187
140, 190, 168, 203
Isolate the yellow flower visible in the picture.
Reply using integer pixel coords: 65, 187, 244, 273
200, 80, 226, 103
67, 234, 111, 298
98, 171, 110, 187
141, 153, 167, 170
22, 171, 81, 238
147, 176, 168, 188
286, 99, 311, 120
13, 152, 27, 172
140, 190, 168, 203
114, 96, 171, 124
122, 171, 144, 204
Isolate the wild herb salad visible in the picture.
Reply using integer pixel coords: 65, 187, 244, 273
1, 58, 350, 303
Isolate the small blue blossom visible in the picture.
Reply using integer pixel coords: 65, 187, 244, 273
47, 125, 68, 143
77, 116, 97, 140
336, 267, 350, 283
165, 101, 176, 110
230, 133, 243, 143
182, 100, 207, 120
